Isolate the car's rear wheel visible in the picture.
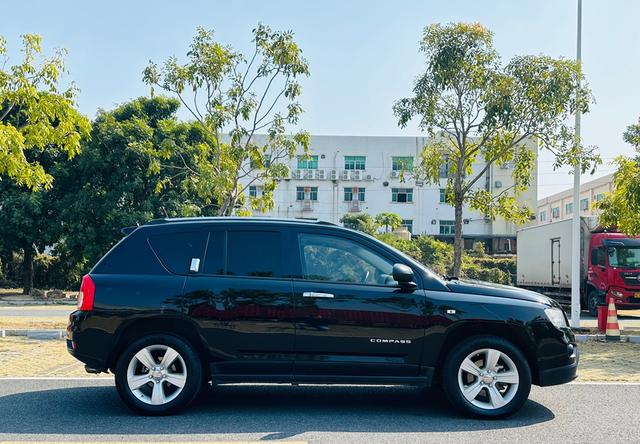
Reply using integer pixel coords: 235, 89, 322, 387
441, 335, 531, 418
115, 334, 202, 415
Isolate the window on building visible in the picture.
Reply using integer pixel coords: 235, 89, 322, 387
392, 188, 413, 203
439, 188, 447, 203
401, 219, 413, 234
249, 155, 271, 169
439, 220, 455, 235
595, 193, 605, 202
551, 207, 560, 219
249, 186, 263, 198
392, 156, 413, 171
539, 210, 547, 222
565, 202, 573, 215
438, 162, 449, 178
344, 155, 366, 170
580, 197, 589, 211
344, 187, 365, 202
297, 155, 318, 169
296, 186, 318, 201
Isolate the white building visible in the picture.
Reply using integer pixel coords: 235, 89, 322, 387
537, 173, 613, 224
245, 135, 537, 253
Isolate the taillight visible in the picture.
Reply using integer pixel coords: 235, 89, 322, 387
77, 274, 95, 311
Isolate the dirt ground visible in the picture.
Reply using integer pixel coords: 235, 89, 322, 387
0, 317, 68, 330
0, 338, 104, 377
0, 337, 638, 381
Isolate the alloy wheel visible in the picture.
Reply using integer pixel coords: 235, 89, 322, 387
126, 344, 187, 406
457, 348, 519, 410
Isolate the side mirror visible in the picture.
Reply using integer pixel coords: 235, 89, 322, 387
393, 263, 416, 289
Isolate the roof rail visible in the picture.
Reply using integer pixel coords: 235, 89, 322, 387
142, 216, 339, 227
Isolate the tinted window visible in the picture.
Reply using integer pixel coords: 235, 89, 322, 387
94, 232, 167, 275
299, 233, 395, 285
149, 231, 206, 275
202, 231, 225, 275
227, 231, 283, 277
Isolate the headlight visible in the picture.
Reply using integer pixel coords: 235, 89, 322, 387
611, 289, 624, 298
544, 307, 568, 328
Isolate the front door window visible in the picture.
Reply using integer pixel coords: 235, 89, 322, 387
299, 233, 396, 286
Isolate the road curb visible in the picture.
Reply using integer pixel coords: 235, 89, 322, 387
575, 334, 640, 343
0, 300, 76, 306
1, 329, 65, 339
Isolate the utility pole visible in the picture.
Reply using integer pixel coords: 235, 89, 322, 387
570, 0, 582, 328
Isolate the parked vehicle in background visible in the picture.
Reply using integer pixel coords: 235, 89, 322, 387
517, 217, 640, 316
67, 217, 577, 418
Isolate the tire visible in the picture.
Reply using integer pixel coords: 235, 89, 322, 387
441, 335, 532, 419
587, 289, 599, 317
114, 334, 202, 415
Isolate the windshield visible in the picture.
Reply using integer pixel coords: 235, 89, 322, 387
608, 247, 640, 269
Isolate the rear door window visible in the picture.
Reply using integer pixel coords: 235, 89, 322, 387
226, 230, 283, 278
202, 231, 225, 275
149, 231, 207, 275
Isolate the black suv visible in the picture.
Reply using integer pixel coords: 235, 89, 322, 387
67, 217, 578, 418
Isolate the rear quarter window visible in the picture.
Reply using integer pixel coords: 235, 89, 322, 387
148, 231, 207, 275
92, 231, 166, 275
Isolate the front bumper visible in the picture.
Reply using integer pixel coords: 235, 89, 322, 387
538, 345, 579, 386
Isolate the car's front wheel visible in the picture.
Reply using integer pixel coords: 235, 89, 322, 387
441, 335, 531, 418
115, 334, 202, 415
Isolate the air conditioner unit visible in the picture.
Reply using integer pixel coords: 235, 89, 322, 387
390, 171, 400, 179
341, 170, 349, 180
500, 162, 513, 170
329, 170, 338, 180
494, 180, 503, 188
364, 174, 373, 181
350, 170, 362, 181
315, 169, 326, 180
303, 170, 313, 180
292, 169, 303, 180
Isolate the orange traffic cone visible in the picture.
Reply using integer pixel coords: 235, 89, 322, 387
605, 299, 621, 342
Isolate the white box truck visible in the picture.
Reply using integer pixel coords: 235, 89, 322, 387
516, 217, 640, 315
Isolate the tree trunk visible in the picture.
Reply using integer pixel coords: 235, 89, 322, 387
452, 196, 464, 278
22, 244, 34, 295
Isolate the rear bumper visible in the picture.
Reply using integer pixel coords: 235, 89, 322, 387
538, 347, 579, 386
66, 311, 110, 373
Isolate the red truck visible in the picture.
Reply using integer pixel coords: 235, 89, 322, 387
517, 217, 640, 315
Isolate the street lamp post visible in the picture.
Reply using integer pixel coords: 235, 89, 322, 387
570, 0, 582, 328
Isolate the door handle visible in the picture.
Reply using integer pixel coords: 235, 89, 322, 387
303, 291, 334, 299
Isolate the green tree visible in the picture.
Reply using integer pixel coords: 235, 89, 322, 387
597, 119, 640, 234
57, 96, 209, 267
0, 144, 71, 293
0, 34, 90, 189
340, 213, 377, 235
142, 25, 310, 216
394, 22, 600, 277
375, 212, 403, 233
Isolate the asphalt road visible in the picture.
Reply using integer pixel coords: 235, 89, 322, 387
0, 306, 74, 317
0, 379, 638, 443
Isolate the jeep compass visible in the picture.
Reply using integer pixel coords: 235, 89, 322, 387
67, 217, 578, 417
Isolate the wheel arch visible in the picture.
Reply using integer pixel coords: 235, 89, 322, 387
107, 316, 209, 374
433, 322, 540, 385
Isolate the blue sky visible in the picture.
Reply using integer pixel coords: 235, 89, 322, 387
3, 0, 639, 197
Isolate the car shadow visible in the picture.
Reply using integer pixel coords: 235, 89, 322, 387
0, 384, 554, 438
